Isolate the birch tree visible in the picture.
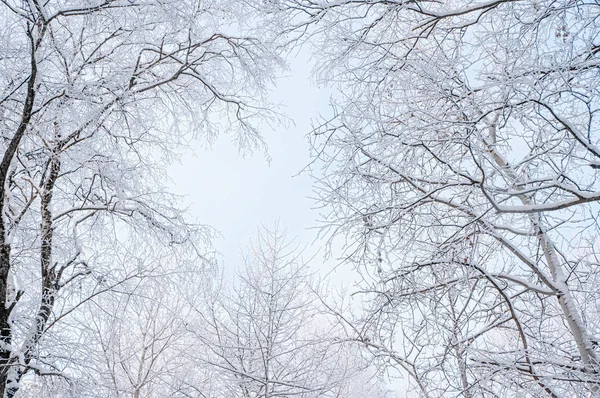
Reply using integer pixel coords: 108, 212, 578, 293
269, 0, 600, 396
0, 1, 281, 396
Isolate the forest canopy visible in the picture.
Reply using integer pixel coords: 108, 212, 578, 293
1, 0, 599, 397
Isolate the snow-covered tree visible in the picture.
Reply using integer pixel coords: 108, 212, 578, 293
191, 226, 373, 398
270, 0, 600, 396
0, 1, 281, 396
73, 272, 204, 398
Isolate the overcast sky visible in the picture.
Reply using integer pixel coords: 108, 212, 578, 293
168, 51, 341, 277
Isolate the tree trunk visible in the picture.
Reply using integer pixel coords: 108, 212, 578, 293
0, 25, 39, 398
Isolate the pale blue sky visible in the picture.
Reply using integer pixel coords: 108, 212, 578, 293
169, 51, 337, 274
